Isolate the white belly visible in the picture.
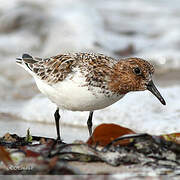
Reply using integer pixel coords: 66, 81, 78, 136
34, 73, 124, 111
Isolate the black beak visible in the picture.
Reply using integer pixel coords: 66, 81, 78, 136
147, 80, 166, 105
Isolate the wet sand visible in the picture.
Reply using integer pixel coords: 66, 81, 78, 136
0, 114, 88, 143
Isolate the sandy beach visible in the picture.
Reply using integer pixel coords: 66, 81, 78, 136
0, 0, 180, 177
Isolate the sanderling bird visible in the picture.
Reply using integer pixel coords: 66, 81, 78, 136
16, 53, 166, 141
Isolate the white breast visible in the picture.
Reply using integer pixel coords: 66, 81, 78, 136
34, 71, 124, 111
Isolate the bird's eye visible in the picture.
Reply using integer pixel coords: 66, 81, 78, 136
133, 67, 141, 75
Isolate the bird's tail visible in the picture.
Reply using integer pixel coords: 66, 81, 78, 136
16, 53, 38, 73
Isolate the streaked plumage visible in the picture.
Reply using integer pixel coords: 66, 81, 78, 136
16, 52, 166, 141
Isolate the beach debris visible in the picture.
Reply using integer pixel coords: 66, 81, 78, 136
25, 128, 32, 143
0, 124, 180, 175
87, 123, 136, 146
0, 146, 14, 166
160, 133, 180, 145
3, 133, 17, 142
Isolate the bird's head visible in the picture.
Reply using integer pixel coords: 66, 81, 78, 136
109, 57, 166, 105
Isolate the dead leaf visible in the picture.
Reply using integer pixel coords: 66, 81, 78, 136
3, 133, 16, 142
0, 146, 14, 166
160, 133, 180, 144
87, 123, 136, 146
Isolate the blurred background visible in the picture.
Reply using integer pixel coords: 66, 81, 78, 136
0, 0, 180, 142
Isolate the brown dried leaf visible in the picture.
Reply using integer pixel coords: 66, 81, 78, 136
3, 133, 16, 142
87, 123, 136, 146
0, 146, 14, 166
160, 133, 180, 144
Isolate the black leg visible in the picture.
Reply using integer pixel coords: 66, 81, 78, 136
87, 111, 94, 137
54, 108, 61, 141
